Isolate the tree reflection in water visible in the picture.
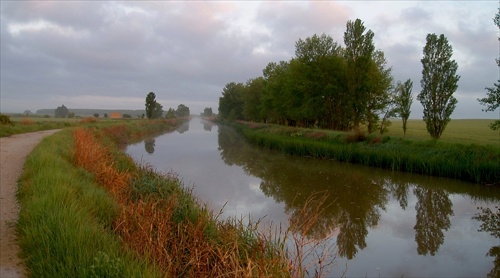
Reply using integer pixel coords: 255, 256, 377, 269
413, 188, 453, 255
473, 206, 500, 278
216, 124, 499, 263
144, 138, 155, 154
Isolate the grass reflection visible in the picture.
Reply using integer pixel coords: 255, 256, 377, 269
217, 123, 500, 262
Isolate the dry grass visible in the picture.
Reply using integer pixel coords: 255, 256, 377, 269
21, 117, 34, 125
73, 129, 130, 196
80, 117, 98, 124
73, 127, 337, 277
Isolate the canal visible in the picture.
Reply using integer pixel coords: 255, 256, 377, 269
126, 118, 500, 277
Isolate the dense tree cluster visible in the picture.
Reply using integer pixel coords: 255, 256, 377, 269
219, 18, 460, 138
55, 104, 69, 118
219, 19, 396, 131
145, 92, 190, 119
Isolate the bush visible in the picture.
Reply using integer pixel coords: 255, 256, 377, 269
345, 128, 367, 143
0, 114, 13, 125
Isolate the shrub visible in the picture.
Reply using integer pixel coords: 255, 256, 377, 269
345, 128, 367, 143
0, 114, 13, 125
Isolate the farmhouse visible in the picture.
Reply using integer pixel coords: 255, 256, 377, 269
109, 112, 121, 119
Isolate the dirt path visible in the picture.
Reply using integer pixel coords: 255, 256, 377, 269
0, 130, 61, 278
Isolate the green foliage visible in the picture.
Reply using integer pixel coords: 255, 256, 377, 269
242, 77, 264, 121
202, 107, 213, 117
231, 121, 500, 184
218, 82, 245, 120
0, 114, 13, 125
218, 19, 393, 132
165, 108, 176, 119
176, 104, 190, 117
394, 79, 414, 136
418, 33, 460, 139
478, 81, 500, 131
55, 104, 69, 118
145, 92, 157, 119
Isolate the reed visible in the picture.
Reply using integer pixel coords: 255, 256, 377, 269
232, 122, 500, 185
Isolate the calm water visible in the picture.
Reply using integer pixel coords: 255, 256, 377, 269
126, 118, 500, 277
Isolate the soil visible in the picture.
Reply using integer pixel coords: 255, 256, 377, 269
0, 130, 61, 278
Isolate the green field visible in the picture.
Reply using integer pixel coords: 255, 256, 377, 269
385, 119, 500, 147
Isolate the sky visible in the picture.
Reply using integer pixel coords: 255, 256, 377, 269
1, 1, 498, 118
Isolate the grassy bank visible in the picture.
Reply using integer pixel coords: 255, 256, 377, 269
228, 121, 500, 185
17, 128, 160, 277
18, 118, 327, 277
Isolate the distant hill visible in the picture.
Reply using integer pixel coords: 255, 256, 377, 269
36, 108, 146, 118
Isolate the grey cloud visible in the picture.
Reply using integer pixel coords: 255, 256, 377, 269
0, 1, 497, 117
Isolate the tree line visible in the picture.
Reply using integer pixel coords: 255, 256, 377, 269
218, 18, 465, 139
145, 92, 190, 119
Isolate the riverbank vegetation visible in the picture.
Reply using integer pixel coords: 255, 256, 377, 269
17, 118, 333, 277
226, 120, 500, 185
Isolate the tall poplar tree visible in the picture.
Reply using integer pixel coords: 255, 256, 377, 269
344, 18, 375, 129
394, 79, 413, 137
145, 92, 157, 119
418, 33, 460, 139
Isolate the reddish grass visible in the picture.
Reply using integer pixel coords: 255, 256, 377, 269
21, 118, 34, 125
73, 126, 335, 277
80, 117, 97, 124
73, 128, 129, 196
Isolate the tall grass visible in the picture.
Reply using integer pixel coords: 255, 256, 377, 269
17, 130, 160, 277
71, 126, 336, 277
232, 121, 500, 185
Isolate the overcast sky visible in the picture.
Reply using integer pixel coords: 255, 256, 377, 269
1, 1, 498, 118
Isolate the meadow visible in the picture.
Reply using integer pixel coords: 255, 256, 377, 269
385, 119, 499, 147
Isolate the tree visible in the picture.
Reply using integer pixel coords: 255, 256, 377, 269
176, 104, 190, 117
55, 105, 69, 118
378, 90, 397, 135
145, 92, 157, 119
394, 79, 413, 137
24, 110, 32, 115
202, 107, 213, 117
218, 82, 245, 120
478, 8, 500, 131
93, 113, 99, 118
242, 77, 264, 122
165, 108, 176, 119
365, 50, 393, 133
344, 18, 375, 129
478, 81, 500, 130
153, 102, 164, 119
418, 33, 460, 139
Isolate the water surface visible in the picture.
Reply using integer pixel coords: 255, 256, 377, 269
127, 118, 500, 277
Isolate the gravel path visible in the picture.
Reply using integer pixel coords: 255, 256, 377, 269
0, 130, 61, 278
